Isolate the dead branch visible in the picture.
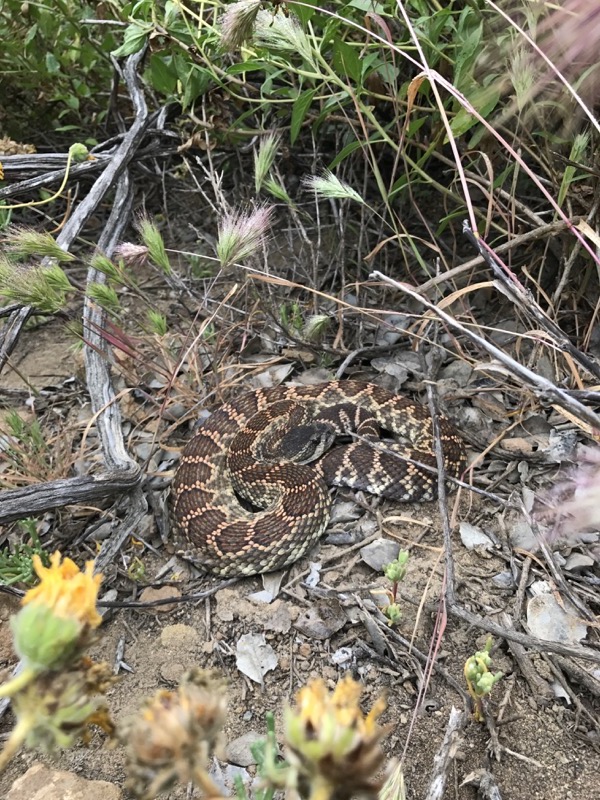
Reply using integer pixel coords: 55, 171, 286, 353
370, 271, 600, 434
0, 50, 157, 528
423, 706, 466, 800
462, 221, 600, 383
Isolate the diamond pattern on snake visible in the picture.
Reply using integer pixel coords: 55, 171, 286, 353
171, 380, 466, 576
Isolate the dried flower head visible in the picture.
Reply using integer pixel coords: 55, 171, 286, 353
216, 204, 274, 268
284, 676, 390, 800
0, 657, 116, 773
121, 668, 227, 799
220, 0, 262, 51
11, 552, 102, 672
113, 242, 150, 270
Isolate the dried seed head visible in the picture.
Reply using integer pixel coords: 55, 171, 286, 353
10, 658, 116, 753
216, 204, 274, 268
219, 0, 262, 51
121, 668, 227, 798
113, 242, 150, 270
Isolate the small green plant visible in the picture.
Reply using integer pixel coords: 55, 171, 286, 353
0, 1, 116, 128
1, 411, 53, 484
126, 557, 147, 583
302, 314, 330, 342
0, 520, 48, 587
146, 310, 168, 337
235, 712, 287, 800
280, 301, 304, 335
464, 637, 503, 722
379, 551, 410, 626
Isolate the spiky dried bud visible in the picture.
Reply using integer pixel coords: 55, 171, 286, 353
9, 658, 116, 753
219, 0, 262, 51
113, 242, 150, 270
216, 205, 274, 268
121, 669, 227, 799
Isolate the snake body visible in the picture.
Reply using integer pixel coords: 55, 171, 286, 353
171, 381, 465, 576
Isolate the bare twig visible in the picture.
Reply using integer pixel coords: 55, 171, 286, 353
370, 271, 600, 434
417, 218, 579, 294
423, 707, 466, 800
462, 221, 600, 383
0, 51, 155, 531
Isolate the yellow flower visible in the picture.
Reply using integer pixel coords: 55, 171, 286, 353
9, 552, 103, 674
284, 676, 390, 800
22, 551, 102, 629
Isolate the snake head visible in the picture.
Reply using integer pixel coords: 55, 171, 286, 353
277, 423, 336, 464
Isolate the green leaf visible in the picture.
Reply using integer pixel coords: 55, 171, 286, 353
45, 52, 60, 76
112, 23, 151, 57
449, 84, 500, 139
226, 61, 265, 75
333, 39, 360, 84
291, 88, 316, 145
181, 64, 211, 109
346, 0, 388, 13
148, 54, 178, 95
453, 19, 483, 92
328, 138, 370, 170
24, 24, 38, 47
292, 0, 318, 24
163, 0, 180, 29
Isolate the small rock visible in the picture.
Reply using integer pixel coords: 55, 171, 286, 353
527, 594, 588, 644
159, 661, 188, 684
459, 522, 494, 552
294, 600, 347, 639
564, 552, 595, 571
139, 585, 182, 613
360, 538, 401, 572
160, 623, 200, 649
226, 731, 263, 766
509, 517, 538, 551
491, 570, 515, 589
7, 763, 121, 800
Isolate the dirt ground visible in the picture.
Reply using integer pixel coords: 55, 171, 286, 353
2, 531, 600, 800
1, 306, 600, 800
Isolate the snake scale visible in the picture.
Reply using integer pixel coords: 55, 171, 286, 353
171, 381, 466, 576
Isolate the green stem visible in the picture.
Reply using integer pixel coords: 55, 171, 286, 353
0, 714, 34, 773
0, 666, 37, 699
0, 145, 77, 210
308, 776, 333, 800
